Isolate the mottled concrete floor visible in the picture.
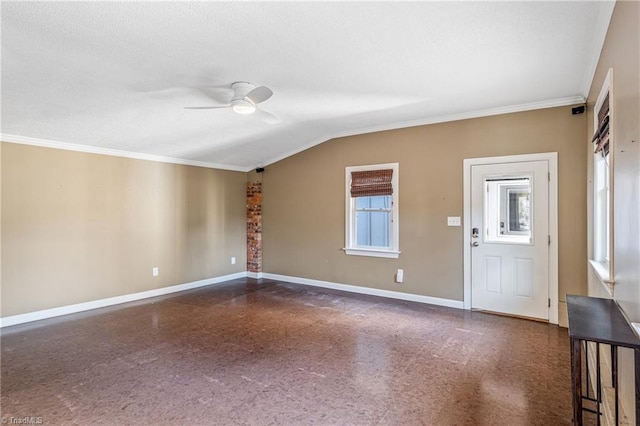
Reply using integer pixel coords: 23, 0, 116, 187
1, 278, 574, 425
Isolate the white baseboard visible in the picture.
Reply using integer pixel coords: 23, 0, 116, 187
0, 272, 247, 328
246, 271, 263, 279
1, 271, 464, 328
261, 273, 464, 309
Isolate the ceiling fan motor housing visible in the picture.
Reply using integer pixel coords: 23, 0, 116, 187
231, 82, 257, 114
231, 82, 255, 100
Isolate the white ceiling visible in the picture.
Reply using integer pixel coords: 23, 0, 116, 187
1, 1, 615, 172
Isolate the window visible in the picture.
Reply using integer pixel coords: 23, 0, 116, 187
355, 196, 391, 247
344, 163, 399, 258
590, 68, 613, 284
484, 177, 532, 244
594, 153, 610, 262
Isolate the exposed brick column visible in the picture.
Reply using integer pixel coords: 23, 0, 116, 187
246, 182, 262, 274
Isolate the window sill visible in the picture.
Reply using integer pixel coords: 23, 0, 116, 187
343, 248, 400, 259
589, 259, 614, 294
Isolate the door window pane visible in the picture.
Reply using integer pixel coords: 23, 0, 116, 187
484, 177, 532, 244
508, 189, 530, 233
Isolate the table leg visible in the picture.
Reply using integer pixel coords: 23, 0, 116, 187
635, 348, 640, 426
596, 342, 601, 426
611, 345, 617, 425
571, 337, 583, 425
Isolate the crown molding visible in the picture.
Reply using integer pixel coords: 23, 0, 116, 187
0, 134, 251, 172
261, 95, 585, 168
2, 95, 585, 172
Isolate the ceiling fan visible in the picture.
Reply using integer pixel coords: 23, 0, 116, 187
185, 81, 280, 124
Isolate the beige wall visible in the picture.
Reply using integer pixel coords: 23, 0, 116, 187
262, 105, 587, 303
0, 143, 3, 310
1, 142, 247, 317
586, 2, 639, 424
587, 0, 640, 322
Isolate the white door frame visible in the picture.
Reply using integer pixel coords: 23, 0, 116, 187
463, 152, 559, 324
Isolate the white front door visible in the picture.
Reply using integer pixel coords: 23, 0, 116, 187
470, 161, 549, 320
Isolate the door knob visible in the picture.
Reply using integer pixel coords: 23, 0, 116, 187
472, 241, 479, 247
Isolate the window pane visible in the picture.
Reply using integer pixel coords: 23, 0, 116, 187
605, 161, 610, 261
356, 211, 390, 247
484, 178, 532, 244
355, 195, 391, 209
356, 196, 370, 209
508, 190, 530, 232
594, 155, 610, 263
369, 195, 391, 209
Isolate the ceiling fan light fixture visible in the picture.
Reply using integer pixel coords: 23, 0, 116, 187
231, 99, 256, 115
185, 82, 278, 123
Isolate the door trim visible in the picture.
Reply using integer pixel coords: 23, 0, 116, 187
463, 152, 558, 324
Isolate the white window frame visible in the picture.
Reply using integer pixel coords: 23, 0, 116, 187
344, 163, 400, 258
589, 68, 614, 285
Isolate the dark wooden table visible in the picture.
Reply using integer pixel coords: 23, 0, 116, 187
566, 295, 640, 425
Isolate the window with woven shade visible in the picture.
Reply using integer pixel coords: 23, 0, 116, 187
590, 68, 614, 287
592, 92, 610, 157
344, 163, 399, 258
350, 169, 393, 197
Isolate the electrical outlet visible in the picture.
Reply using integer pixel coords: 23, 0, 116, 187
231, 257, 236, 265
152, 267, 159, 277
396, 269, 404, 283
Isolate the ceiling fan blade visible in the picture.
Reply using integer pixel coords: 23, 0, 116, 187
254, 107, 281, 124
245, 86, 273, 104
184, 106, 230, 109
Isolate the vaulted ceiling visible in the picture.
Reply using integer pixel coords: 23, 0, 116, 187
1, 1, 615, 171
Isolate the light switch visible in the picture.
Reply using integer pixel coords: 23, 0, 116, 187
447, 216, 461, 227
